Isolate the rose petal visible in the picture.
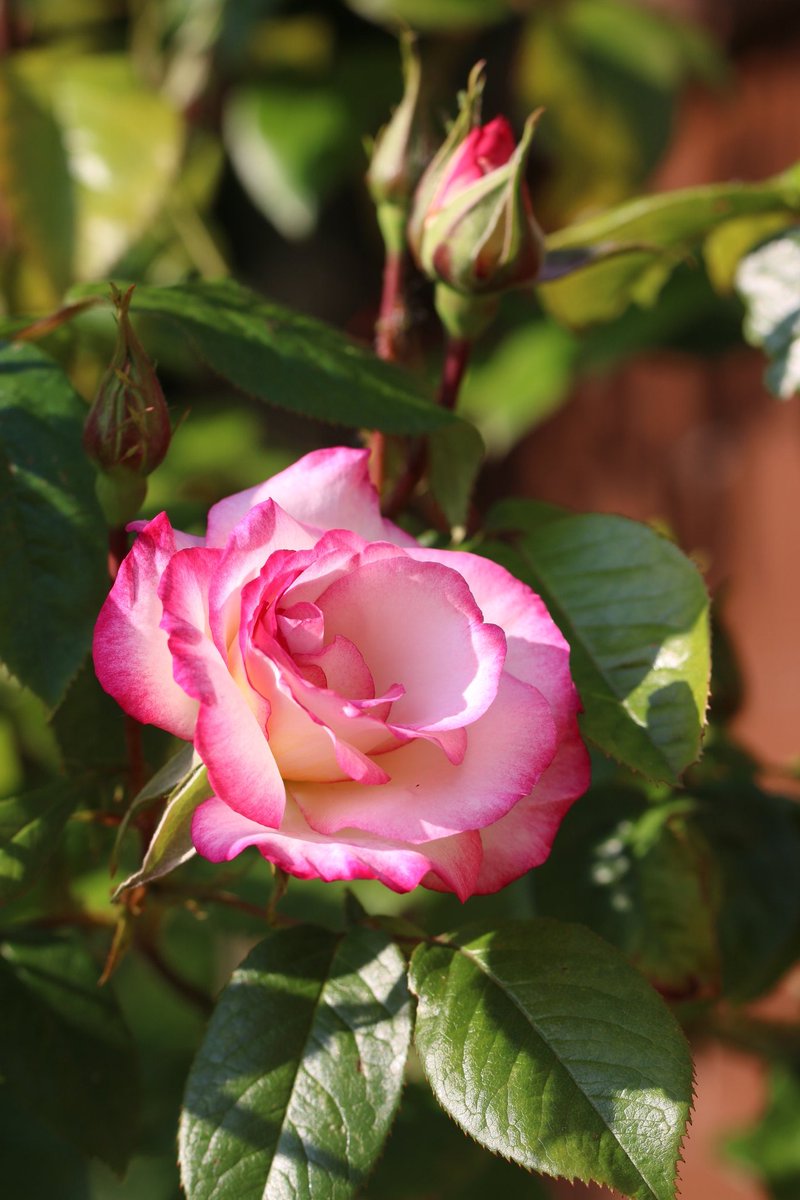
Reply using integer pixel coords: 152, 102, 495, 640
93, 512, 199, 738
293, 672, 558, 843
192, 795, 482, 899
471, 723, 591, 894
315, 554, 506, 733
159, 547, 286, 829
406, 546, 578, 729
205, 447, 416, 548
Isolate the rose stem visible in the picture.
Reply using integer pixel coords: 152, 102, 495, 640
383, 334, 472, 518
108, 525, 146, 798
369, 248, 407, 492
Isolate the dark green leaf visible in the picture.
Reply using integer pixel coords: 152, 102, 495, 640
736, 229, 800, 398
179, 924, 412, 1199
69, 279, 459, 436
691, 782, 800, 1002
485, 502, 710, 782
0, 1083, 90, 1200
0, 931, 139, 1171
0, 342, 107, 708
410, 919, 693, 1200
534, 786, 719, 997
0, 777, 83, 902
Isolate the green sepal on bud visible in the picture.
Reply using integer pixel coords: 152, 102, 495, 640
366, 34, 429, 255
83, 284, 171, 526
407, 60, 486, 261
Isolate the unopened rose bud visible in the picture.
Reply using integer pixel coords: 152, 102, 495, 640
367, 35, 428, 223
83, 285, 171, 480
412, 108, 545, 300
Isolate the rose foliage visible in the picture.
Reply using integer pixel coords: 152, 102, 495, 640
94, 448, 589, 899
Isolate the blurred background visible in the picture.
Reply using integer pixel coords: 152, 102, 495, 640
1, 1, 799, 1197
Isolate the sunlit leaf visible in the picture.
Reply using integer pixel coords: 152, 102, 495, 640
180, 924, 412, 1199
410, 919, 693, 1199
486, 501, 710, 781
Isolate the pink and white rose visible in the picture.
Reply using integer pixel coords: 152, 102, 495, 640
94, 448, 589, 899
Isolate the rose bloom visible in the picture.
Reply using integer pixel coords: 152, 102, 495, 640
94, 448, 589, 899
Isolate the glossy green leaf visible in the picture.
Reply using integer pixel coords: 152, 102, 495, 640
0, 932, 139, 1171
691, 782, 800, 1002
534, 786, 719, 997
0, 777, 83, 902
70, 279, 459, 436
114, 754, 210, 896
736, 229, 800, 398
179, 923, 412, 1200
703, 213, 796, 293
486, 501, 710, 782
360, 1080, 547, 1199
540, 166, 800, 327
0, 342, 107, 708
410, 919, 693, 1199
428, 420, 484, 529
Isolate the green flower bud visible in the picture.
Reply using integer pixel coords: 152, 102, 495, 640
83, 284, 171, 479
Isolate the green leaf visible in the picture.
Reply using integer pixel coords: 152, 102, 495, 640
0, 777, 83, 902
534, 786, 719, 997
1, 50, 183, 284
736, 229, 800, 398
0, 1083, 90, 1200
0, 341, 107, 708
427, 420, 484, 530
69, 279, 459, 436
345, 0, 511, 31
540, 167, 800, 327
179, 924, 412, 1200
485, 501, 710, 782
114, 754, 210, 896
360, 1080, 548, 1199
691, 782, 800, 1002
0, 931, 139, 1171
409, 919, 693, 1200
223, 47, 398, 240
0, 53, 75, 299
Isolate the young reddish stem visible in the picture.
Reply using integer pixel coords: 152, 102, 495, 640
107, 526, 146, 797
383, 335, 472, 518
369, 249, 407, 493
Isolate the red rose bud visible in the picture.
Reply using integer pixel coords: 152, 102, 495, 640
83, 284, 171, 479
412, 108, 545, 298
